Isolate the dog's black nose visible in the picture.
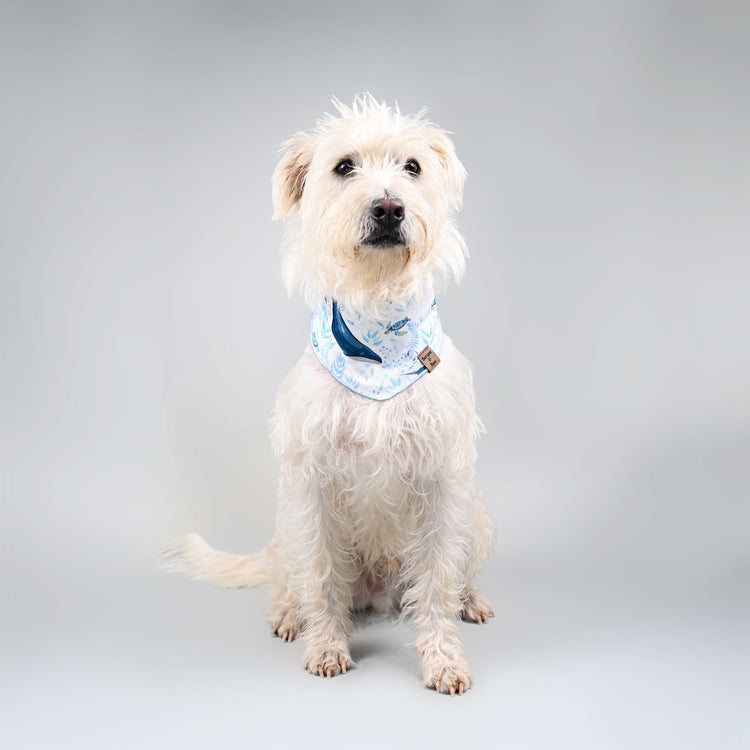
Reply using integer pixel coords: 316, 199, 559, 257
370, 198, 405, 230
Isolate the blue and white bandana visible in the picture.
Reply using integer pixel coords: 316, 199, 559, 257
310, 297, 444, 400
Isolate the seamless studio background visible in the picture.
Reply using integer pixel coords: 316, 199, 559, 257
1, 2, 748, 748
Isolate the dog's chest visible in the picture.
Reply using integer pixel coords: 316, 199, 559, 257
272, 342, 478, 555
273, 342, 476, 489
328, 393, 446, 550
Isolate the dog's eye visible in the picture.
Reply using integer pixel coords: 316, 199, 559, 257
404, 159, 421, 175
334, 158, 355, 177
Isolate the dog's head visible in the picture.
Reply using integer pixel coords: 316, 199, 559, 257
272, 94, 468, 313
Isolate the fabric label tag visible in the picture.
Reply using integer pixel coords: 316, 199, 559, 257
417, 345, 440, 372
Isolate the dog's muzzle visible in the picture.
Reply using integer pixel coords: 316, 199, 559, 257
362, 197, 406, 247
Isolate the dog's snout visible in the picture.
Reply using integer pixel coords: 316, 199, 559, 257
370, 198, 405, 229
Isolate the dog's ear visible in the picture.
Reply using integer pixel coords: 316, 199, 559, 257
428, 130, 467, 211
272, 134, 315, 219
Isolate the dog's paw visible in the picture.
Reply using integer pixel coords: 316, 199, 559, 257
304, 646, 353, 679
423, 658, 473, 696
460, 587, 495, 624
270, 608, 301, 642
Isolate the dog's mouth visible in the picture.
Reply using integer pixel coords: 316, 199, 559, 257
361, 229, 407, 248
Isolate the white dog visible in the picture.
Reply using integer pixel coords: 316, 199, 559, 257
163, 94, 495, 695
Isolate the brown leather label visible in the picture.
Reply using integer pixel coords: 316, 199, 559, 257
417, 345, 440, 372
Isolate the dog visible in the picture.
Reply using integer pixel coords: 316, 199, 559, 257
163, 94, 495, 695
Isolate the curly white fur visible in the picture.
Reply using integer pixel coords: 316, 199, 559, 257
163, 94, 495, 695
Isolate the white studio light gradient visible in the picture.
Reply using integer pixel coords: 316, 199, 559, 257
1, 2, 747, 749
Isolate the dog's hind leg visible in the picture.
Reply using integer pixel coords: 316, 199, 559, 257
269, 602, 302, 642
460, 487, 496, 623
460, 586, 495, 624
268, 562, 303, 642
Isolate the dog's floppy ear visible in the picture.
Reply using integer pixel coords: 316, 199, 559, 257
272, 134, 314, 219
428, 129, 467, 211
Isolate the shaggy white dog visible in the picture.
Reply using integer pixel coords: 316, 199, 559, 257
163, 94, 495, 695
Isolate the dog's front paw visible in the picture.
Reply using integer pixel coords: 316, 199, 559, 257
460, 586, 495, 624
422, 657, 473, 696
304, 645, 353, 679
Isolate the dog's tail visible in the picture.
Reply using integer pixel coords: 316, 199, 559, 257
160, 533, 270, 589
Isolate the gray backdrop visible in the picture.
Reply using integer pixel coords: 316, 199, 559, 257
2, 1, 748, 748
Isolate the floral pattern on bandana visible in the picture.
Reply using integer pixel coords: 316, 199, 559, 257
310, 297, 444, 400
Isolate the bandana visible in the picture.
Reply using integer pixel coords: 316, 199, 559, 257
310, 296, 444, 400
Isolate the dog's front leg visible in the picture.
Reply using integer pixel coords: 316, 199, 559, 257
288, 479, 355, 679
410, 565, 472, 695
404, 496, 474, 695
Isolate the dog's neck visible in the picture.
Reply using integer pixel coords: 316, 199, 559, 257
309, 296, 444, 400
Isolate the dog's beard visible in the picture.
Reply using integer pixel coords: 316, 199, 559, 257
355, 241, 410, 267
354, 215, 417, 285
350, 238, 412, 304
